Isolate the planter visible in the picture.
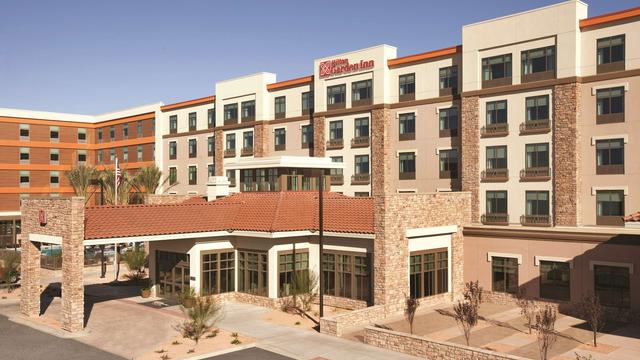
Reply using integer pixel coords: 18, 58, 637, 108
141, 289, 151, 298
182, 298, 195, 308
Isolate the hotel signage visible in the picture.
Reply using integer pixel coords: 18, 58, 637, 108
38, 209, 47, 226
319, 58, 375, 78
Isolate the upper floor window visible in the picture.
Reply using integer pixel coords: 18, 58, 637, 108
188, 138, 197, 158
274, 97, 286, 119
354, 117, 369, 139
399, 113, 415, 141
352, 79, 372, 105
486, 191, 508, 215
50, 126, 59, 142
97, 128, 103, 143
169, 141, 177, 160
301, 125, 313, 149
302, 92, 314, 113
50, 149, 59, 163
137, 120, 143, 137
596, 138, 624, 175
77, 150, 87, 163
109, 149, 115, 162
398, 152, 416, 180
19, 147, 29, 163
208, 136, 214, 156
329, 120, 343, 140
399, 73, 415, 101
97, 150, 103, 164
492, 256, 518, 294
243, 131, 253, 149
525, 143, 549, 169
486, 100, 507, 124
274, 128, 286, 151
439, 149, 458, 179
188, 166, 197, 185
521, 46, 555, 81
327, 84, 346, 109
188, 112, 197, 131
122, 147, 128, 162
439, 66, 458, 95
169, 167, 177, 185
224, 104, 238, 124
123, 123, 129, 139
354, 155, 369, 174
19, 124, 29, 140
109, 126, 115, 140
526, 95, 549, 122
226, 133, 236, 150
137, 145, 143, 161
597, 35, 625, 73
241, 100, 255, 122
208, 108, 215, 128
486, 145, 507, 170
596, 190, 625, 226
77, 128, 87, 143
482, 54, 512, 87
168, 115, 177, 134
439, 107, 458, 137
330, 156, 343, 177
208, 164, 214, 177
596, 87, 624, 124
50, 171, 60, 187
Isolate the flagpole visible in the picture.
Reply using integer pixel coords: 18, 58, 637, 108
114, 157, 118, 206
114, 157, 118, 280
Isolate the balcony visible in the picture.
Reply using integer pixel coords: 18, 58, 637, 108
520, 167, 550, 182
330, 174, 344, 186
351, 136, 370, 148
481, 213, 509, 225
351, 173, 370, 185
481, 123, 509, 138
224, 149, 236, 158
240, 175, 331, 193
481, 168, 509, 182
520, 215, 551, 227
519, 119, 550, 135
241, 147, 254, 157
224, 117, 238, 126
326, 138, 344, 150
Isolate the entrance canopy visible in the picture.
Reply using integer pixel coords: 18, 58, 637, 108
224, 155, 344, 171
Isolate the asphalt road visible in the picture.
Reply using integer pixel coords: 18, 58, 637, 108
0, 315, 123, 360
204, 347, 294, 360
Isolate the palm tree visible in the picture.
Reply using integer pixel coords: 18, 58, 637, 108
99, 168, 132, 205
65, 165, 98, 203
131, 165, 169, 195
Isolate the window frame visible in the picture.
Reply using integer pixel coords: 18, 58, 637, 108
596, 190, 625, 226
188, 165, 197, 185
521, 46, 556, 82
169, 115, 178, 134
188, 138, 197, 158
188, 112, 197, 131
327, 84, 346, 110
201, 250, 235, 295
301, 91, 314, 113
399, 152, 416, 180
351, 79, 373, 106
439, 149, 458, 179
399, 73, 415, 101
539, 260, 570, 301
322, 250, 371, 302
594, 264, 630, 308
439, 66, 458, 95
596, 87, 625, 124
439, 107, 459, 137
399, 112, 416, 141
169, 141, 177, 160
277, 249, 309, 297
410, 248, 448, 299
595, 138, 624, 174
274, 96, 286, 119
224, 103, 239, 125
596, 35, 625, 73
482, 54, 512, 87
274, 128, 286, 151
241, 100, 255, 122
238, 249, 269, 297
491, 256, 519, 294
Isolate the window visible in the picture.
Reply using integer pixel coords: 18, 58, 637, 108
439, 107, 458, 137
329, 121, 343, 140
274, 97, 286, 118
596, 139, 624, 174
97, 128, 103, 143
151, 118, 155, 132
123, 123, 128, 139
188, 112, 197, 131
97, 150, 103, 163
597, 35, 625, 73
354, 155, 369, 174
410, 249, 448, 299
354, 192, 369, 197
110, 126, 115, 140
399, 113, 415, 141
137, 145, 143, 161
77, 150, 87, 163
322, 252, 371, 301
596, 87, 624, 123
50, 149, 59, 163
208, 136, 214, 156
208, 164, 214, 177
201, 252, 235, 295
226, 170, 236, 187
302, 91, 314, 112
526, 96, 549, 121
352, 79, 372, 105
19, 171, 29, 187
77, 128, 87, 143
486, 191, 508, 214
137, 120, 143, 136
526, 191, 549, 218
354, 117, 369, 138
169, 115, 177, 134
486, 100, 507, 124
188, 166, 197, 185
526, 143, 549, 169
521, 46, 555, 80
439, 66, 458, 94
50, 126, 59, 141
19, 148, 29, 163
240, 100, 255, 122
596, 190, 624, 226
486, 146, 507, 170
188, 138, 197, 158
224, 104, 238, 123
50, 171, 60, 187
301, 125, 313, 149
439, 149, 458, 179
278, 251, 309, 297
19, 124, 29, 140
594, 265, 630, 307
169, 141, 177, 160
226, 133, 236, 150
109, 149, 115, 162
274, 128, 286, 151
169, 167, 177, 185
539, 261, 570, 301
399, 73, 415, 100
327, 84, 346, 109
122, 147, 128, 162
399, 152, 416, 180
208, 108, 215, 128
238, 250, 268, 297
330, 156, 343, 177
243, 131, 253, 149
482, 54, 512, 84
492, 257, 518, 293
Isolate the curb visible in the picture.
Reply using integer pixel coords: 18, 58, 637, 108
7, 315, 88, 339
182, 343, 256, 360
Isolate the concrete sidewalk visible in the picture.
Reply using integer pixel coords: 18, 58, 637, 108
217, 302, 418, 360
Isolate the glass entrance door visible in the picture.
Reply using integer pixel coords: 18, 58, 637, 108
156, 251, 190, 297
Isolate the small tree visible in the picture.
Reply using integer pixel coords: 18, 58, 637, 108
131, 165, 170, 195
0, 251, 20, 292
453, 300, 478, 346
535, 305, 557, 360
99, 169, 132, 205
580, 293, 604, 347
291, 270, 318, 312
176, 296, 222, 345
516, 288, 537, 334
404, 296, 420, 334
65, 164, 98, 203
463, 280, 483, 311
121, 248, 148, 280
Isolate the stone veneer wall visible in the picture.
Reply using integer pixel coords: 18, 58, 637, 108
319, 295, 368, 310
553, 83, 582, 226
253, 122, 270, 158
144, 194, 197, 205
460, 96, 480, 223
214, 128, 224, 176
371, 108, 392, 197
320, 305, 387, 336
364, 326, 527, 360
20, 197, 85, 332
312, 116, 326, 157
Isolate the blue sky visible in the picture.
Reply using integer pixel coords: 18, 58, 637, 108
0, 0, 636, 114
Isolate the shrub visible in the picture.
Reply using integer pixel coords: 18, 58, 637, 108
176, 296, 221, 345
0, 251, 20, 292
404, 296, 420, 335
291, 270, 318, 312
536, 305, 558, 360
121, 248, 148, 280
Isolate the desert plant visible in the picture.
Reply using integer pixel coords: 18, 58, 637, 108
516, 288, 537, 334
574, 353, 594, 360
453, 300, 478, 346
99, 168, 132, 205
404, 296, 420, 334
0, 251, 20, 292
176, 296, 221, 345
65, 164, 98, 203
463, 280, 483, 311
131, 165, 170, 195
231, 332, 241, 345
580, 292, 604, 347
535, 305, 558, 360
121, 248, 148, 280
178, 286, 196, 307
291, 270, 318, 312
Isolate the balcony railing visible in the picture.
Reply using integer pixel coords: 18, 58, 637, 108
326, 138, 344, 150
241, 147, 254, 157
330, 174, 344, 186
351, 136, 370, 148
242, 180, 279, 192
351, 173, 371, 185
481, 168, 509, 182
520, 215, 551, 226
481, 123, 509, 138
519, 119, 550, 135
520, 167, 550, 181
481, 213, 509, 225
224, 149, 236, 158
240, 175, 331, 192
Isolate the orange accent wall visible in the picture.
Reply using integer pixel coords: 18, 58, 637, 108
267, 76, 314, 91
0, 186, 75, 194
580, 6, 640, 29
160, 96, 215, 112
387, 45, 461, 67
0, 136, 154, 150
0, 112, 155, 129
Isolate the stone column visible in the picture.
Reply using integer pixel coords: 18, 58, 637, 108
460, 96, 480, 223
20, 238, 41, 318
214, 129, 224, 176
312, 116, 326, 157
253, 122, 270, 158
553, 83, 582, 226
61, 197, 85, 332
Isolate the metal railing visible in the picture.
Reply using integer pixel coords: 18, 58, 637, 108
351, 136, 370, 148
481, 123, 509, 137
520, 167, 550, 181
481, 213, 509, 225
351, 173, 371, 185
520, 215, 550, 226
481, 168, 509, 181
519, 119, 550, 133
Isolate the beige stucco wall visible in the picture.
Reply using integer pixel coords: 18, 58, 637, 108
579, 19, 640, 76
268, 120, 313, 157
268, 84, 312, 119
388, 53, 461, 102
163, 132, 213, 195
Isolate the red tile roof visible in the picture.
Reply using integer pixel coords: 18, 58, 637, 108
623, 211, 640, 222
84, 192, 373, 240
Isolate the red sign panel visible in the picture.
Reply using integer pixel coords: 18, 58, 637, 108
319, 58, 375, 78
38, 209, 47, 226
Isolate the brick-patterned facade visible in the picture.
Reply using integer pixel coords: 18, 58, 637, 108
214, 128, 224, 176
312, 116, 325, 157
460, 96, 480, 223
371, 108, 392, 197
553, 83, 582, 226
253, 122, 270, 158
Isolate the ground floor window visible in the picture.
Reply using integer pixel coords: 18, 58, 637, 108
594, 265, 630, 308
539, 260, 570, 301
322, 252, 371, 302
238, 250, 268, 297
278, 250, 309, 297
156, 251, 190, 297
409, 249, 448, 299
492, 256, 518, 294
201, 251, 235, 295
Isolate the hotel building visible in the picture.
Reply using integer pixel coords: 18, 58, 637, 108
7, 1, 640, 334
